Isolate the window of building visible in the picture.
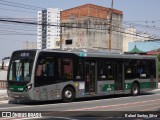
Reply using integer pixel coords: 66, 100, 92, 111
56, 41, 60, 46
65, 39, 72, 45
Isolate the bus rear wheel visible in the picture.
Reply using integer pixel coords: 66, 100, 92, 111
62, 87, 75, 103
131, 83, 140, 96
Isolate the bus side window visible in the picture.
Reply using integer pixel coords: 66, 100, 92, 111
75, 59, 83, 80
35, 56, 56, 87
146, 60, 156, 78
36, 65, 43, 76
98, 59, 114, 80
58, 58, 73, 80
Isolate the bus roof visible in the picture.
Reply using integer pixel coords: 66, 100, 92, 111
13, 49, 157, 60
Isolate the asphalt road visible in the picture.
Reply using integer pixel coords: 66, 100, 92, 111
0, 90, 160, 120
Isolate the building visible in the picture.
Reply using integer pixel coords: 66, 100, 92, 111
0, 70, 7, 81
147, 48, 160, 55
61, 4, 123, 51
37, 8, 61, 49
123, 27, 151, 52
23, 41, 37, 49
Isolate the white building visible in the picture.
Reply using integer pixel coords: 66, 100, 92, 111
37, 8, 61, 49
23, 41, 37, 49
123, 27, 150, 52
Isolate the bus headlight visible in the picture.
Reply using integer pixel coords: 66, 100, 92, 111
25, 84, 32, 91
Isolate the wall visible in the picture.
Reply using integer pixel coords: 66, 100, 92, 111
0, 70, 7, 81
61, 4, 123, 51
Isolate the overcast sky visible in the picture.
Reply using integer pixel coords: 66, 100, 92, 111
0, 0, 160, 59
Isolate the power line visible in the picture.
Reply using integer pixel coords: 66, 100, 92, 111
0, 0, 44, 10
0, 2, 39, 11
0, 18, 158, 40
0, 25, 36, 32
0, 7, 36, 13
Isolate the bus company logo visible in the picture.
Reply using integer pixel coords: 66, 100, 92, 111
2, 112, 11, 117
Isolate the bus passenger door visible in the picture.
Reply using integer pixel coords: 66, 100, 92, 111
115, 61, 124, 91
84, 61, 96, 94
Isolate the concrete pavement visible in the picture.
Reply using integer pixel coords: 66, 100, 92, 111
0, 89, 7, 101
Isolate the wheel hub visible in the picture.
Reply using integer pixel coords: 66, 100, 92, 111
65, 90, 72, 99
133, 86, 138, 94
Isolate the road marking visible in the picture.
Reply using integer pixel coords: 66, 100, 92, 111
0, 105, 35, 110
104, 101, 160, 111
140, 106, 160, 111
66, 98, 160, 111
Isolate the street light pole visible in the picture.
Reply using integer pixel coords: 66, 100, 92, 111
108, 0, 114, 51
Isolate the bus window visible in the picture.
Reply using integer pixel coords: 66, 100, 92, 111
36, 65, 43, 76
75, 59, 83, 80
146, 60, 156, 78
36, 60, 55, 77
35, 56, 55, 87
125, 60, 137, 79
106, 61, 114, 79
58, 58, 73, 80
137, 60, 146, 78
137, 60, 155, 79
98, 59, 114, 80
9, 59, 33, 81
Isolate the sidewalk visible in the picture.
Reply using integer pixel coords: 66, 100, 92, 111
0, 89, 8, 101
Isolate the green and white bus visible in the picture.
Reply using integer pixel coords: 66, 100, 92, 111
7, 49, 158, 103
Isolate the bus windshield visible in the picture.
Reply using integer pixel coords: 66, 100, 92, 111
8, 51, 36, 83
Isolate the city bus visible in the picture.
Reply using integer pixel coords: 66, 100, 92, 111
7, 49, 158, 103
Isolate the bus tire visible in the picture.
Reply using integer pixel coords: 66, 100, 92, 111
131, 83, 140, 96
62, 87, 75, 103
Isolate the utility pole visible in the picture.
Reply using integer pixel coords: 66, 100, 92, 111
108, 0, 114, 51
60, 23, 62, 50
60, 11, 62, 50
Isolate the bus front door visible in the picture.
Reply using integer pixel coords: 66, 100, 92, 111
85, 61, 96, 94
115, 61, 124, 91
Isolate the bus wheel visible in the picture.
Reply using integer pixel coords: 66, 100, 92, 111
62, 87, 75, 102
131, 83, 140, 96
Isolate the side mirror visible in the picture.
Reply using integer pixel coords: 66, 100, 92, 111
1, 61, 4, 70
1, 56, 10, 70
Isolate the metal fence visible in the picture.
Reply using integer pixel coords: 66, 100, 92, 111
0, 80, 6, 89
